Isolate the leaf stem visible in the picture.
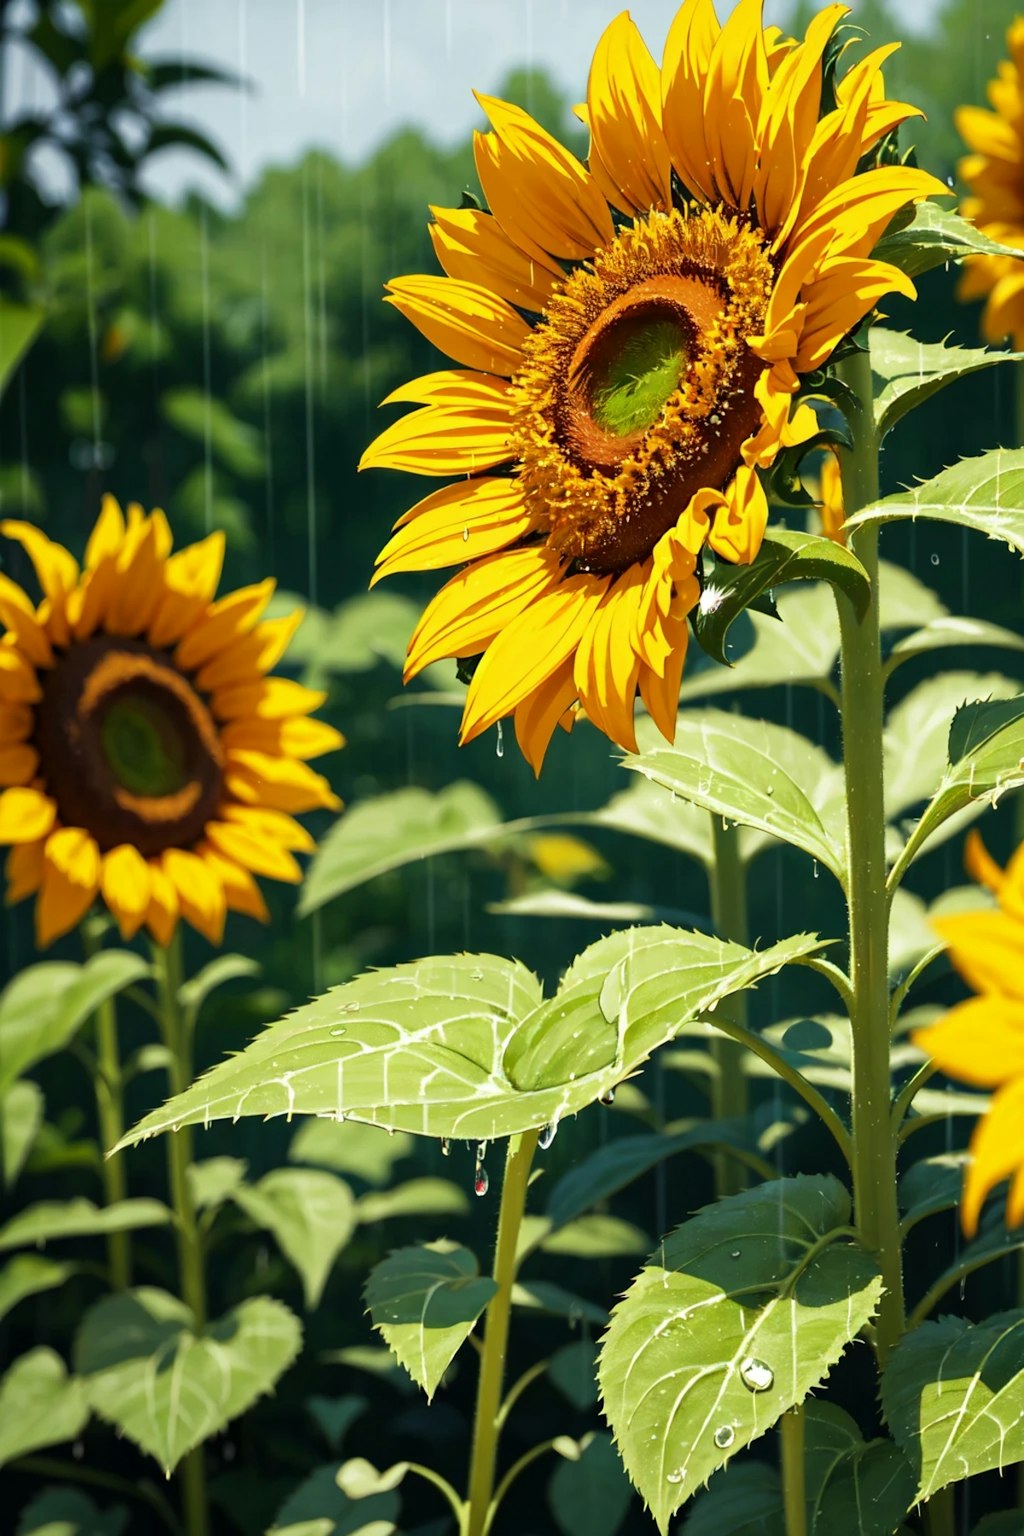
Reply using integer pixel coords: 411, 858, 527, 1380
922, 1486, 956, 1536
463, 1129, 540, 1536
82, 919, 130, 1290
152, 932, 209, 1536
836, 347, 905, 1365
708, 814, 750, 1196
780, 1404, 806, 1536
488, 1438, 564, 1528
908, 1229, 1024, 1328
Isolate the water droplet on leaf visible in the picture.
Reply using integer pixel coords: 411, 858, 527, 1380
739, 1357, 774, 1393
599, 1087, 616, 1106
538, 1122, 557, 1149
713, 1425, 735, 1449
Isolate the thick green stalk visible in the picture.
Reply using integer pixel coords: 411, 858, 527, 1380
835, 348, 905, 1363
780, 1405, 806, 1536
83, 921, 130, 1290
152, 934, 209, 1536
464, 1130, 540, 1536
708, 815, 750, 1196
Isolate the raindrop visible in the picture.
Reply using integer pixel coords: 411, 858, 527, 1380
538, 1122, 558, 1149
930, 553, 940, 566
739, 1357, 775, 1393
495, 721, 504, 758
462, 526, 470, 542
599, 1087, 617, 1106
730, 1249, 741, 1259
812, 861, 819, 879
329, 1026, 347, 1038
666, 1468, 685, 1485
474, 1165, 489, 1197
713, 1425, 735, 1449
440, 1137, 451, 1157
342, 1002, 361, 1012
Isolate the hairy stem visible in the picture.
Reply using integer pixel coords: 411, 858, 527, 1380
463, 1130, 540, 1536
152, 933, 209, 1536
708, 814, 750, 1196
83, 920, 130, 1290
836, 347, 905, 1364
780, 1404, 806, 1536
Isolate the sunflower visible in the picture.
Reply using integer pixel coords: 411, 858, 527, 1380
361, 0, 943, 772
956, 18, 1024, 347
913, 829, 1024, 1235
817, 448, 846, 543
0, 499, 343, 948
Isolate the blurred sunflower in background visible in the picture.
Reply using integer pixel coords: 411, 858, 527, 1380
817, 448, 846, 543
362, 0, 942, 772
0, 499, 343, 948
914, 829, 1024, 1234
956, 17, 1024, 347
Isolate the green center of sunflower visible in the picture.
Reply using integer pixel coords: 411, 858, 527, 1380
99, 695, 188, 797
589, 317, 689, 437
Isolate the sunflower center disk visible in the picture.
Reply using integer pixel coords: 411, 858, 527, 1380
35, 637, 224, 856
510, 209, 774, 576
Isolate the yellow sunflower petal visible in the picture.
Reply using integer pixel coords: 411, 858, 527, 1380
933, 908, 1024, 1003
196, 841, 270, 923
405, 545, 562, 679
6, 840, 44, 904
385, 276, 529, 377
221, 715, 345, 761
226, 750, 341, 813
912, 996, 1024, 1089
212, 675, 327, 723
205, 819, 303, 883
0, 743, 38, 787
795, 257, 916, 373
461, 574, 610, 744
373, 477, 535, 582
585, 11, 672, 217
957, 103, 1019, 161
0, 642, 41, 703
359, 390, 513, 478
707, 464, 769, 564
195, 610, 304, 694
965, 828, 1006, 894
0, 521, 79, 606
428, 206, 560, 313
162, 847, 226, 946
220, 803, 316, 852
473, 93, 614, 263
0, 573, 53, 667
513, 659, 578, 777
702, 0, 769, 208
638, 610, 690, 743
84, 494, 125, 570
148, 530, 226, 648
573, 571, 645, 754
144, 864, 179, 948
0, 786, 56, 844
981, 268, 1024, 346
175, 578, 276, 673
36, 827, 100, 947
962, 1077, 1024, 1235
662, 0, 720, 202
0, 703, 31, 741
100, 844, 153, 942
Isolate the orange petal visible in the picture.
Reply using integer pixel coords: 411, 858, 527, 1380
162, 848, 226, 946
0, 785, 56, 844
707, 464, 770, 564
5, 839, 45, 904
701, 0, 769, 209
37, 827, 100, 947
196, 841, 270, 923
144, 863, 179, 948
0, 742, 38, 787
513, 659, 578, 777
0, 573, 53, 668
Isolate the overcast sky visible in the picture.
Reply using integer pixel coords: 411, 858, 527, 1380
7, 0, 939, 209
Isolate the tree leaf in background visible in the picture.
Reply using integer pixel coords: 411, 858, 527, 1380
116, 930, 821, 1146
363, 1241, 496, 1400
356, 1177, 469, 1224
0, 1198, 171, 1252
548, 1433, 633, 1536
846, 449, 1024, 553
872, 201, 1024, 278
685, 1462, 783, 1536
877, 561, 948, 632
886, 616, 1024, 674
178, 955, 260, 1021
626, 711, 846, 882
0, 951, 150, 1094
289, 1119, 414, 1188
270, 1459, 400, 1534
898, 1154, 968, 1232
15, 1487, 129, 1536
305, 1394, 368, 1453
540, 1214, 650, 1259
870, 329, 1024, 440
0, 1348, 88, 1468
0, 297, 45, 398
146, 123, 231, 173
0, 1254, 74, 1324
882, 1311, 1024, 1496
599, 1175, 882, 1532
2, 1079, 43, 1187
188, 1156, 249, 1213
162, 387, 264, 476
511, 1279, 607, 1326
548, 1340, 599, 1411
234, 1169, 357, 1309
299, 782, 503, 914
694, 530, 869, 666
75, 1288, 302, 1473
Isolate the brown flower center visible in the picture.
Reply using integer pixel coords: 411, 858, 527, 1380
509, 208, 773, 574
34, 637, 223, 855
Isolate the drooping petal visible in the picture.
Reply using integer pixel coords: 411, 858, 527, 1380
162, 847, 227, 946
6, 839, 45, 904
513, 658, 578, 777
101, 844, 153, 942
707, 463, 770, 564
0, 643, 41, 703
37, 827, 100, 946
573, 570, 646, 753
0, 520, 79, 606
0, 573, 53, 667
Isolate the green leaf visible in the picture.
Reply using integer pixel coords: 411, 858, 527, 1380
548, 1433, 632, 1536
898, 1155, 967, 1232
682, 585, 840, 701
887, 616, 1024, 673
804, 1404, 914, 1535
548, 1340, 599, 1410
299, 782, 503, 914
870, 329, 1024, 439
512, 1279, 607, 1326
626, 711, 846, 882
882, 1311, 1024, 1496
305, 1394, 368, 1452
117, 929, 822, 1145
0, 1198, 171, 1252
178, 955, 260, 1020
891, 690, 1024, 880
0, 1348, 88, 1468
15, 1488, 129, 1536
541, 1214, 650, 1258
599, 1175, 882, 1532
0, 951, 150, 1094
3, 1078, 43, 1186
363, 1240, 496, 1399
356, 1177, 469, 1224
289, 1119, 414, 1188
694, 530, 869, 666
0, 1254, 74, 1323
846, 449, 1024, 553
884, 673, 1021, 822
234, 1169, 357, 1309
270, 1461, 399, 1534
877, 562, 948, 632
162, 388, 263, 476
686, 1463, 783, 1536
0, 297, 45, 397
872, 201, 1024, 278
188, 1156, 248, 1212
75, 1288, 302, 1473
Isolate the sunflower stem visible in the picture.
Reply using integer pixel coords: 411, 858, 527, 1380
835, 346, 905, 1365
152, 932, 209, 1536
82, 918, 130, 1290
708, 813, 749, 1196
923, 1486, 956, 1536
463, 1130, 539, 1536
780, 1404, 806, 1536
